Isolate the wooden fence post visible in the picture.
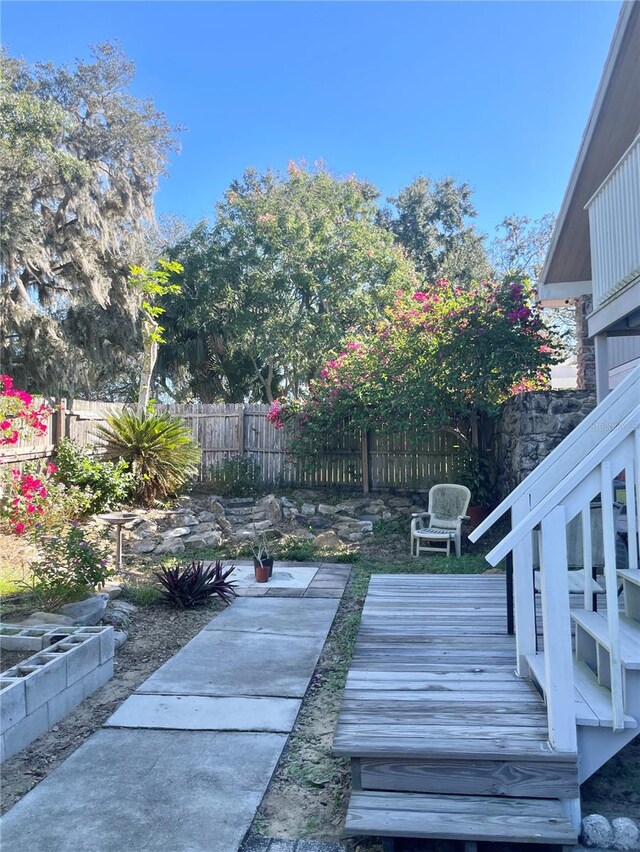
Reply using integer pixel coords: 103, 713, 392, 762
362, 429, 370, 494
53, 397, 67, 449
237, 405, 245, 456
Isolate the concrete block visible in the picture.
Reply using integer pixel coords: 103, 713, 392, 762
82, 659, 114, 698
0, 679, 27, 731
77, 626, 114, 664
23, 653, 67, 714
2, 703, 49, 761
47, 679, 85, 726
63, 635, 101, 686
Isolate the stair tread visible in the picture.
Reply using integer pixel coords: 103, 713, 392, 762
345, 790, 578, 843
526, 653, 637, 729
618, 569, 640, 588
571, 609, 640, 668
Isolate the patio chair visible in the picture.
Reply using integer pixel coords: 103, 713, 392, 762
410, 484, 471, 558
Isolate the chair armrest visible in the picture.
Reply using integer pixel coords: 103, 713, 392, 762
411, 512, 430, 519
460, 515, 470, 521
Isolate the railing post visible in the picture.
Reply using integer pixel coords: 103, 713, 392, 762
582, 506, 594, 612
512, 495, 537, 676
626, 436, 639, 571
539, 506, 577, 752
601, 461, 625, 730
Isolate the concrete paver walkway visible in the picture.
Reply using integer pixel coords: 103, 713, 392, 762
0, 564, 350, 852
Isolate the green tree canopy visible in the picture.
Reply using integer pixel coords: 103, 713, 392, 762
0, 43, 178, 394
379, 176, 493, 285
160, 164, 419, 402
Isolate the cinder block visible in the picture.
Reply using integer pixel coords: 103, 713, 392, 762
47, 679, 85, 726
2, 703, 49, 761
78, 626, 114, 664
43, 627, 79, 647
82, 658, 114, 698
24, 653, 67, 714
0, 679, 27, 732
63, 635, 101, 686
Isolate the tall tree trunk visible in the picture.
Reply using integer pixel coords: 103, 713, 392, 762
137, 318, 158, 417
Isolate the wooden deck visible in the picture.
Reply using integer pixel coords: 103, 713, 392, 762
335, 574, 564, 762
334, 573, 580, 845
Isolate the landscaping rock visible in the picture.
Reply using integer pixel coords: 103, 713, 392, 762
582, 815, 613, 848
257, 495, 282, 524
162, 527, 191, 539
314, 531, 341, 549
113, 630, 128, 649
364, 502, 385, 514
60, 593, 109, 626
203, 497, 225, 513
106, 601, 138, 627
155, 539, 186, 555
19, 612, 74, 627
280, 496, 296, 508
346, 532, 365, 542
301, 503, 316, 516
612, 818, 640, 851
317, 504, 338, 516
197, 511, 219, 523
130, 539, 158, 554
102, 582, 125, 599
136, 520, 158, 535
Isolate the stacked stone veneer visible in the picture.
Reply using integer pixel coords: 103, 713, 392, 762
0, 625, 114, 761
497, 390, 597, 499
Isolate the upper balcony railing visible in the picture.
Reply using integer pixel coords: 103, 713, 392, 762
586, 134, 640, 310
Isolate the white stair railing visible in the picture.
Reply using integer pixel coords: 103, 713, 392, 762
471, 364, 640, 742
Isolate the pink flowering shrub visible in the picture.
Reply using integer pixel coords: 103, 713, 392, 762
0, 375, 51, 446
0, 462, 87, 535
270, 278, 563, 454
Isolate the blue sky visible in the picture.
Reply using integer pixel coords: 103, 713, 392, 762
2, 1, 622, 238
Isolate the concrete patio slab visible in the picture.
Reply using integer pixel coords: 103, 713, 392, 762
204, 597, 339, 637
0, 728, 287, 852
226, 563, 320, 590
136, 629, 330, 698
105, 693, 301, 732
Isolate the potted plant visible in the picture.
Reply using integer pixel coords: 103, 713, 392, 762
251, 532, 274, 581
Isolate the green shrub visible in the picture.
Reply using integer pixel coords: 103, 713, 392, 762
28, 521, 112, 609
53, 438, 135, 514
207, 454, 262, 497
96, 410, 201, 505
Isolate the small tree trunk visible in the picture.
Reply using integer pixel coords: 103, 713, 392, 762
137, 318, 158, 418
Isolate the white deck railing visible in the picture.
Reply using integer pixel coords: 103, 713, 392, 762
586, 134, 640, 309
470, 365, 640, 745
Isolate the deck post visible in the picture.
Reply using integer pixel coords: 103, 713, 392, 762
539, 506, 577, 752
512, 495, 537, 676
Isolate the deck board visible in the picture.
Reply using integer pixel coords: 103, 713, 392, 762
333, 574, 571, 762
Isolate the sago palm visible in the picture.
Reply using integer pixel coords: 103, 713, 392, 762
96, 410, 200, 505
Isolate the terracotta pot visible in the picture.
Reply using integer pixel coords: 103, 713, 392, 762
262, 557, 274, 578
254, 561, 270, 583
468, 505, 491, 529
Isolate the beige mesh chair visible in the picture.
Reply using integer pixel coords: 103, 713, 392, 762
410, 484, 471, 558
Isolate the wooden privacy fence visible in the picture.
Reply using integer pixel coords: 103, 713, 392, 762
2, 399, 464, 493
0, 399, 124, 467
157, 403, 464, 492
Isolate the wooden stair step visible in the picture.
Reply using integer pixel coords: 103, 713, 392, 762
345, 790, 578, 844
526, 653, 637, 729
571, 610, 640, 669
618, 569, 640, 588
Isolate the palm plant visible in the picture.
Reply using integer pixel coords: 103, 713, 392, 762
96, 410, 200, 505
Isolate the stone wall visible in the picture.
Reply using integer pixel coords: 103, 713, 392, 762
497, 390, 597, 498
